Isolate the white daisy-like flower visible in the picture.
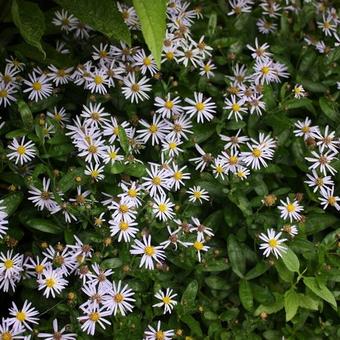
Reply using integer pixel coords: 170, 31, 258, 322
138, 115, 170, 146
102, 280, 135, 316
47, 65, 73, 86
122, 73, 152, 103
224, 95, 248, 121
144, 320, 175, 340
154, 93, 183, 118
0, 318, 25, 340
0, 250, 23, 279
281, 225, 299, 238
0, 202, 8, 239
84, 163, 105, 182
102, 145, 124, 165
186, 186, 209, 203
109, 218, 139, 242
305, 150, 337, 176
190, 217, 214, 241
160, 226, 189, 250
77, 305, 111, 336
85, 68, 110, 94
7, 300, 39, 332
278, 197, 304, 222
199, 59, 216, 78
314, 125, 340, 153
153, 288, 178, 314
81, 103, 110, 127
162, 137, 183, 158
52, 9, 77, 31
304, 170, 334, 193
293, 84, 305, 99
188, 237, 210, 262
142, 164, 171, 198
134, 50, 158, 76
183, 92, 216, 123
293, 117, 319, 140
130, 235, 166, 270
0, 82, 17, 107
246, 38, 272, 61
7, 137, 36, 165
220, 129, 249, 151
189, 144, 213, 172
28, 177, 58, 211
23, 73, 53, 102
37, 318, 77, 340
152, 194, 175, 221
319, 186, 340, 211
259, 228, 287, 259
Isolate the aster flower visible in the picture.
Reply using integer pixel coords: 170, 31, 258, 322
186, 186, 209, 204
259, 228, 287, 259
153, 288, 178, 314
183, 92, 216, 123
7, 300, 39, 332
78, 305, 111, 336
319, 186, 340, 211
152, 194, 175, 221
28, 177, 58, 211
7, 137, 36, 165
37, 267, 68, 298
122, 73, 152, 103
130, 235, 166, 270
23, 73, 53, 102
278, 197, 304, 222
37, 318, 77, 340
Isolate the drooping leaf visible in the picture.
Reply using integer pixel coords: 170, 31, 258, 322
284, 289, 299, 321
11, 0, 46, 56
281, 247, 300, 273
303, 277, 337, 308
132, 0, 167, 68
56, 0, 131, 44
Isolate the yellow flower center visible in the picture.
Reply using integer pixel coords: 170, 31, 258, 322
90, 170, 99, 178
232, 103, 240, 112
17, 145, 26, 155
203, 64, 211, 72
88, 145, 97, 154
168, 142, 177, 150
131, 83, 140, 92
195, 102, 205, 111
268, 239, 278, 248
45, 278, 56, 288
252, 148, 262, 158
149, 124, 158, 133
99, 50, 108, 58
328, 196, 336, 206
128, 188, 137, 197
143, 57, 151, 66
113, 126, 120, 135
35, 264, 45, 273
229, 155, 238, 165
16, 311, 26, 322
0, 89, 8, 98
152, 176, 161, 185
144, 245, 155, 256
32, 82, 42, 91
286, 203, 295, 213
114, 293, 124, 303
166, 51, 174, 60
89, 312, 100, 322
119, 221, 129, 231
301, 126, 310, 133
94, 75, 103, 85
109, 151, 117, 159
162, 296, 171, 304
2, 332, 12, 340
173, 171, 182, 180
165, 100, 174, 109
215, 165, 224, 173
91, 112, 100, 121
261, 66, 270, 75
156, 331, 165, 340
4, 259, 14, 269
119, 204, 129, 213
193, 241, 204, 251
193, 191, 202, 199
158, 203, 168, 213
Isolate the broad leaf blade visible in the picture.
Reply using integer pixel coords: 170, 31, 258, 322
132, 0, 167, 68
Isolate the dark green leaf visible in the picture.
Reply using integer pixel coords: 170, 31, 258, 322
2, 192, 23, 216
281, 248, 300, 273
239, 280, 253, 311
11, 0, 45, 56
17, 100, 33, 130
22, 218, 63, 234
56, 0, 131, 44
227, 235, 246, 278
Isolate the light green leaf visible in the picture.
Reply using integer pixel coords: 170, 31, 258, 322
281, 248, 300, 273
118, 126, 129, 154
297, 293, 319, 311
56, 0, 131, 44
303, 277, 337, 308
11, 0, 46, 56
319, 97, 339, 122
239, 280, 253, 311
180, 280, 198, 314
132, 0, 167, 68
17, 100, 33, 130
284, 289, 299, 321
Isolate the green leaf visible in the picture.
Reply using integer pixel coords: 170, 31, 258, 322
239, 280, 253, 311
281, 248, 300, 273
227, 235, 246, 278
22, 218, 63, 234
284, 289, 299, 321
254, 293, 284, 316
101, 258, 123, 270
303, 213, 338, 234
205, 276, 230, 290
11, 0, 45, 56
1, 192, 23, 216
124, 163, 147, 177
132, 0, 167, 68
17, 100, 33, 130
118, 126, 129, 154
297, 293, 319, 311
56, 0, 130, 44
319, 97, 339, 122
180, 280, 198, 314
180, 314, 203, 337
303, 277, 337, 308
245, 262, 270, 280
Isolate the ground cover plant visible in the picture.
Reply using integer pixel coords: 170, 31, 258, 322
0, 0, 339, 339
